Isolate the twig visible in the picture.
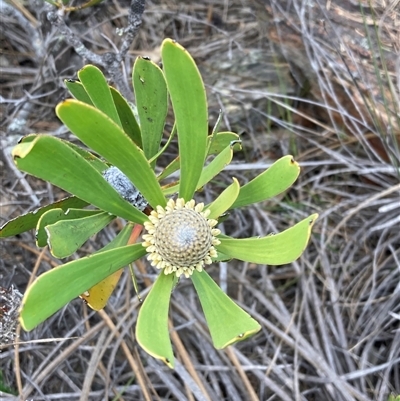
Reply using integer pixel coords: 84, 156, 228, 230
46, 10, 105, 66
46, 0, 145, 100
118, 0, 145, 61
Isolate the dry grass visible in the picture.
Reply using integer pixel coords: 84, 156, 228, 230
1, 0, 399, 400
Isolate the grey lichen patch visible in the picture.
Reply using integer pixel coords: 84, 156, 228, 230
103, 166, 147, 211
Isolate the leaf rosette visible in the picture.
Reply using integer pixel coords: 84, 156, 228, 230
1, 39, 318, 368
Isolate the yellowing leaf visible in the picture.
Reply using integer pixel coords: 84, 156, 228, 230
80, 269, 123, 310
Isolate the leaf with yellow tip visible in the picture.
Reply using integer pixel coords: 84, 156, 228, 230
161, 38, 208, 200
232, 155, 301, 209
136, 273, 176, 368
217, 214, 318, 265
20, 243, 146, 331
191, 270, 261, 349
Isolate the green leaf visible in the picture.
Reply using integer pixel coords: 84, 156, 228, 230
161, 39, 208, 200
191, 271, 261, 349
36, 208, 102, 247
66, 78, 143, 148
133, 56, 168, 160
64, 141, 109, 173
78, 65, 121, 126
206, 178, 240, 220
157, 132, 240, 182
12, 135, 148, 224
56, 100, 166, 209
163, 142, 240, 196
157, 156, 180, 182
110, 87, 142, 148
232, 155, 301, 209
98, 222, 135, 252
36, 209, 67, 247
64, 80, 93, 105
45, 211, 115, 258
216, 214, 318, 264
208, 132, 240, 155
0, 196, 88, 238
20, 133, 110, 175
197, 142, 241, 189
20, 243, 146, 331
79, 223, 135, 310
136, 273, 175, 368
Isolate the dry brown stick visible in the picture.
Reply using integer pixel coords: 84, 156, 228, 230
15, 246, 48, 399
79, 327, 109, 401
17, 242, 59, 266
170, 319, 212, 401
8, 0, 38, 26
97, 308, 153, 401
224, 346, 259, 401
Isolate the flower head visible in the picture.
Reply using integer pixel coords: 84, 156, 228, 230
142, 198, 221, 278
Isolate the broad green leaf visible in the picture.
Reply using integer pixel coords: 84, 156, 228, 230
20, 243, 146, 331
80, 223, 135, 310
157, 156, 180, 181
157, 132, 240, 182
232, 155, 300, 209
191, 271, 261, 348
110, 87, 142, 148
97, 222, 136, 253
206, 178, 240, 220
65, 79, 142, 148
133, 56, 168, 160
64, 80, 93, 105
12, 135, 148, 224
78, 65, 121, 126
56, 100, 166, 209
162, 142, 240, 196
216, 214, 318, 264
161, 39, 208, 200
64, 141, 108, 173
136, 273, 175, 368
208, 132, 240, 155
197, 142, 241, 189
148, 122, 177, 166
45, 212, 115, 258
36, 208, 102, 247
0, 196, 88, 238
16, 134, 109, 174
36, 209, 67, 247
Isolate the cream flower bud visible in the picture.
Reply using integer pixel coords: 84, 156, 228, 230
142, 198, 220, 277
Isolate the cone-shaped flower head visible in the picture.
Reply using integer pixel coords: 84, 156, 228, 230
142, 198, 221, 278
